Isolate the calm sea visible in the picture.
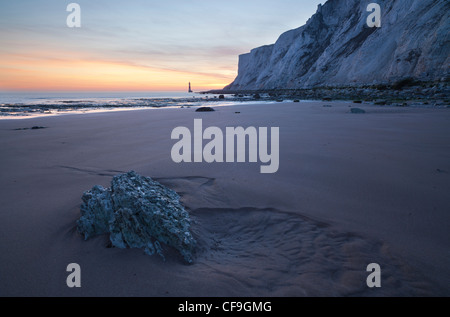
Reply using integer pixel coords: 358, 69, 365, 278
0, 91, 274, 119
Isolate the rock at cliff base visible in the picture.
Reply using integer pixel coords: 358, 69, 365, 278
195, 107, 215, 112
77, 171, 197, 264
351, 108, 366, 114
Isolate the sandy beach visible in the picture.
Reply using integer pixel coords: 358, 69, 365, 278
0, 101, 449, 297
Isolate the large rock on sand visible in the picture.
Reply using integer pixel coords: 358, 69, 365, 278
77, 171, 196, 264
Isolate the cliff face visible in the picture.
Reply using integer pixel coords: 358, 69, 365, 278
225, 0, 450, 90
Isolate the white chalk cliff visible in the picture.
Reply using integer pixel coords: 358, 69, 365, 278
225, 0, 449, 90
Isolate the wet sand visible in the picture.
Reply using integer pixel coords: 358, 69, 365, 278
0, 101, 449, 296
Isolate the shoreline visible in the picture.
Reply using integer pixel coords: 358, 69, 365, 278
1, 96, 449, 121
2, 81, 449, 120
0, 96, 282, 120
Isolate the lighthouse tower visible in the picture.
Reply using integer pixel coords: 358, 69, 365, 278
188, 82, 193, 93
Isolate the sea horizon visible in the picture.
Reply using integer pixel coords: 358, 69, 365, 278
0, 90, 282, 119
0, 90, 200, 103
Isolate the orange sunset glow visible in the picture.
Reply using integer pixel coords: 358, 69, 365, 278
0, 51, 233, 91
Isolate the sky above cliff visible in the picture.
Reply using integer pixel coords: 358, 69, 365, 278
0, 0, 324, 92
